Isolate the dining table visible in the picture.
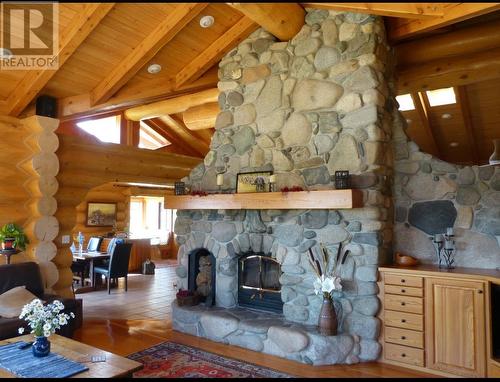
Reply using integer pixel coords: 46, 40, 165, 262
72, 250, 110, 289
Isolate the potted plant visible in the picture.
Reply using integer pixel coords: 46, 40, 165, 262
18, 299, 75, 357
0, 223, 29, 251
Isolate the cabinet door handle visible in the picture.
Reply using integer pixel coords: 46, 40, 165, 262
401, 279, 406, 283
401, 336, 406, 340
401, 319, 406, 323
401, 289, 406, 293
401, 302, 406, 306
478, 290, 483, 294
401, 353, 406, 358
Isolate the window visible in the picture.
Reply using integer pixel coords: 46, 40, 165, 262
395, 94, 415, 111
129, 196, 176, 243
76, 115, 121, 144
139, 122, 171, 150
426, 87, 456, 107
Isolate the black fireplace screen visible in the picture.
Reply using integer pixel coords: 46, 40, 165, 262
238, 253, 283, 313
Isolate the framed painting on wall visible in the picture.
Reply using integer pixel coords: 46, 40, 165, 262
236, 171, 272, 193
86, 202, 117, 227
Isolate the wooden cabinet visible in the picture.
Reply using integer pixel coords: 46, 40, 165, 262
425, 277, 486, 377
381, 272, 425, 367
379, 266, 494, 377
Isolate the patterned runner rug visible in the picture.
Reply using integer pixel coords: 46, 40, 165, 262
127, 341, 295, 378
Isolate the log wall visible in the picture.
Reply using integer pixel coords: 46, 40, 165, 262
54, 134, 201, 297
0, 116, 200, 298
0, 116, 61, 291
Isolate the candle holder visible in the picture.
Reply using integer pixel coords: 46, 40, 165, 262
216, 173, 224, 194
429, 235, 444, 268
440, 246, 456, 269
441, 231, 456, 269
335, 170, 350, 189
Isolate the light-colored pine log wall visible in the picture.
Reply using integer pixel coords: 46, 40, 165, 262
0, 116, 61, 292
0, 116, 35, 265
54, 134, 201, 297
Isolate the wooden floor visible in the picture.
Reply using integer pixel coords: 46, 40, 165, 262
72, 261, 436, 378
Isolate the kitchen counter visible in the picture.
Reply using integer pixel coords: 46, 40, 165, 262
379, 264, 500, 284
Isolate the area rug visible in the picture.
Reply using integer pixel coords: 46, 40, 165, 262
127, 341, 295, 378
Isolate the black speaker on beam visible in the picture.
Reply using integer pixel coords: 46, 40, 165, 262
35, 95, 57, 118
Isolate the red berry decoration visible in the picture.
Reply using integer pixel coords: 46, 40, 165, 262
176, 289, 194, 298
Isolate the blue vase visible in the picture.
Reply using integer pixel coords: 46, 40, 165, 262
32, 336, 50, 357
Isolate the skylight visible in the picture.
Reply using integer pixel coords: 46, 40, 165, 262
395, 94, 415, 111
139, 122, 171, 150
76, 115, 120, 144
426, 87, 456, 107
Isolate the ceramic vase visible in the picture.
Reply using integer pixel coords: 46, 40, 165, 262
32, 336, 50, 357
318, 296, 337, 336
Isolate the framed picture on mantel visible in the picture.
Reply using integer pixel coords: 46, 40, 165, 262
86, 202, 117, 227
236, 171, 272, 193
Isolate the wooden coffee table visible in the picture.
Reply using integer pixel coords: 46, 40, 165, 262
0, 334, 143, 378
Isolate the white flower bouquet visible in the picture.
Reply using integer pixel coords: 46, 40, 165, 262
18, 299, 75, 338
308, 242, 350, 301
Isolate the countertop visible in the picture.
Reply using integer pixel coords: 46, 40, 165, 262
379, 264, 500, 284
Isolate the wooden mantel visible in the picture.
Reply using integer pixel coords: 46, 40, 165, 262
164, 189, 363, 210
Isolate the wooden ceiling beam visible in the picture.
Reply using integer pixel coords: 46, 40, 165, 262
455, 86, 480, 164
175, 16, 258, 88
388, 3, 500, 42
182, 102, 220, 131
303, 3, 446, 19
90, 3, 208, 106
397, 47, 500, 94
395, 18, 500, 68
227, 3, 305, 41
58, 66, 219, 121
411, 92, 440, 157
124, 88, 219, 121
158, 115, 210, 156
143, 119, 202, 158
6, 3, 115, 117
190, 127, 214, 147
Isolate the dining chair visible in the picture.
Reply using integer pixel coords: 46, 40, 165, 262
92, 242, 132, 294
71, 236, 103, 287
87, 237, 103, 252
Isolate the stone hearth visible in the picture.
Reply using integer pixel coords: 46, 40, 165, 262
172, 303, 362, 365
174, 8, 395, 365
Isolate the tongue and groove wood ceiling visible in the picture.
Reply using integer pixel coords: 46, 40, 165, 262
1, 2, 500, 166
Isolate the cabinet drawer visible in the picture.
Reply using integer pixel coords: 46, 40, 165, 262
385, 327, 424, 349
385, 310, 423, 331
385, 294, 423, 314
385, 284, 423, 297
385, 273, 423, 288
385, 343, 424, 366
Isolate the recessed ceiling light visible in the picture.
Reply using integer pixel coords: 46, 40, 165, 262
441, 113, 452, 119
200, 15, 214, 28
449, 142, 459, 147
147, 63, 162, 74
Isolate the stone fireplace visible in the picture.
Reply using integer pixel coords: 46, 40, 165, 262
173, 8, 396, 365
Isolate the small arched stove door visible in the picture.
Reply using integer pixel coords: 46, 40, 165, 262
238, 253, 283, 313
